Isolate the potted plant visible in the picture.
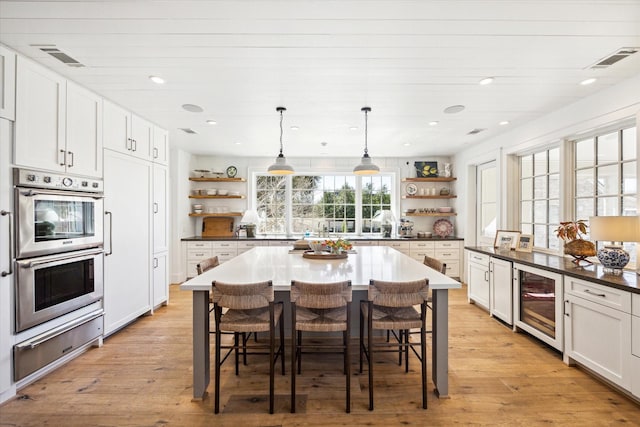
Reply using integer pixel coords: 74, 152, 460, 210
554, 219, 596, 264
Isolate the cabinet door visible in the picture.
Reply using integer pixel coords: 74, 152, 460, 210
565, 294, 632, 389
153, 164, 168, 253
102, 100, 131, 154
153, 252, 168, 307
66, 82, 102, 177
130, 115, 153, 160
0, 46, 16, 120
103, 150, 152, 335
15, 56, 66, 172
490, 257, 513, 324
152, 126, 169, 165
467, 259, 490, 310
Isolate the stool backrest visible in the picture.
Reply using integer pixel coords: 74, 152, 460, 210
423, 255, 446, 274
290, 280, 352, 308
197, 256, 220, 275
212, 280, 273, 310
367, 279, 430, 307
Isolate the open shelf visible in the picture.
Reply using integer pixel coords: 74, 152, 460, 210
189, 177, 246, 182
188, 212, 243, 217
402, 195, 457, 199
405, 213, 457, 217
402, 177, 456, 182
189, 195, 245, 199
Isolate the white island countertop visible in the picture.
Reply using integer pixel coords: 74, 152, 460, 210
180, 246, 461, 292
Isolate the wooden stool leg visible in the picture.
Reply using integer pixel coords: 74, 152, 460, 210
368, 301, 374, 411
291, 304, 296, 413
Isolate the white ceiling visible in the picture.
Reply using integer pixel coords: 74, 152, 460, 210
1, 0, 640, 159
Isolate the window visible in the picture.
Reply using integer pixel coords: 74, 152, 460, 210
255, 173, 394, 235
519, 147, 560, 250
476, 161, 497, 245
574, 125, 637, 262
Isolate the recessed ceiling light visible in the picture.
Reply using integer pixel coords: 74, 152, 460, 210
429, 121, 439, 126
580, 78, 597, 86
182, 104, 203, 113
290, 126, 299, 131
235, 142, 241, 145
403, 142, 411, 146
349, 126, 358, 131
499, 120, 510, 126
444, 105, 465, 114
206, 120, 217, 125
479, 77, 494, 85
149, 75, 165, 85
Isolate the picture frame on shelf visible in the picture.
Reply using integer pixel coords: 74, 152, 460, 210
516, 234, 533, 253
493, 230, 521, 250
414, 161, 438, 177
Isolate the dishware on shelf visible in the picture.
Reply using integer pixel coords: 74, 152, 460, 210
437, 207, 453, 213
217, 189, 229, 196
433, 218, 454, 237
406, 183, 418, 195
193, 169, 210, 178
205, 188, 217, 195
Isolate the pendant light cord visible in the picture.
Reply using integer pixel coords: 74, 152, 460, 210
363, 108, 369, 155
279, 108, 284, 155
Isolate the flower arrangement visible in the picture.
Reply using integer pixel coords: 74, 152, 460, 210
554, 219, 588, 241
324, 238, 353, 253
553, 219, 596, 264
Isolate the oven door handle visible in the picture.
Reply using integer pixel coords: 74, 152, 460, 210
19, 188, 104, 200
20, 248, 104, 268
1, 210, 13, 277
105, 211, 113, 256
15, 309, 104, 351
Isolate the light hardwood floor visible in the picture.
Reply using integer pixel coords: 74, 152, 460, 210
1, 283, 638, 426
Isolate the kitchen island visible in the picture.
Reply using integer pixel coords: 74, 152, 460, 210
180, 245, 461, 400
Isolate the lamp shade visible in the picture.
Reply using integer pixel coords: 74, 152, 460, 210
353, 154, 380, 175
267, 154, 294, 175
589, 216, 640, 243
240, 209, 260, 224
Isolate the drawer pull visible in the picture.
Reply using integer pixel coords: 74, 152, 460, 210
584, 289, 606, 298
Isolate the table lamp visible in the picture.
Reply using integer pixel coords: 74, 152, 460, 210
589, 216, 640, 273
240, 209, 260, 237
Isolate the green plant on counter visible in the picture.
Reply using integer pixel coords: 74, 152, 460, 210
554, 219, 588, 241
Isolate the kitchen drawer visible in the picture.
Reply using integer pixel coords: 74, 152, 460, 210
212, 241, 237, 250
444, 261, 460, 278
410, 250, 435, 262
633, 294, 640, 316
435, 241, 460, 250
214, 251, 236, 263
410, 241, 435, 251
187, 249, 213, 260
187, 241, 213, 250
379, 241, 410, 250
237, 241, 267, 250
352, 240, 378, 246
565, 277, 631, 312
434, 248, 459, 261
268, 240, 296, 246
467, 251, 490, 265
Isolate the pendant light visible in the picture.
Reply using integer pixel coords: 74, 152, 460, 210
353, 106, 380, 175
267, 106, 294, 175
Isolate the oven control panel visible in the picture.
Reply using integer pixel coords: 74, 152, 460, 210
14, 169, 103, 193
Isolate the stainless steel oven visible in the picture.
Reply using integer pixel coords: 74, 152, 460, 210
15, 248, 104, 332
14, 168, 103, 259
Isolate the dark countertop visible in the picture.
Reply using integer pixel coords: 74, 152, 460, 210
466, 246, 639, 295
183, 235, 464, 242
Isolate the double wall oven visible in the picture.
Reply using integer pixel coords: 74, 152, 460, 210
13, 169, 105, 381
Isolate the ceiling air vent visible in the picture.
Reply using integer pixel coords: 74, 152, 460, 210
179, 128, 198, 134
590, 48, 638, 69
38, 47, 84, 68
467, 128, 486, 135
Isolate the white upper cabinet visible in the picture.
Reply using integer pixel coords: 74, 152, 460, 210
103, 99, 153, 161
65, 81, 102, 177
152, 126, 169, 165
0, 46, 16, 121
15, 56, 66, 173
15, 57, 102, 177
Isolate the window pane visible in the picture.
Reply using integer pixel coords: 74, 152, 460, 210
521, 155, 533, 177
575, 198, 594, 220
482, 168, 497, 202
521, 223, 532, 234
575, 169, 594, 197
623, 196, 637, 216
548, 173, 559, 199
596, 164, 619, 195
534, 151, 547, 175
549, 199, 559, 224
622, 127, 637, 160
597, 197, 619, 216
548, 226, 559, 250
534, 176, 547, 198
576, 138, 594, 169
534, 200, 547, 223
481, 203, 496, 237
534, 224, 547, 247
623, 161, 637, 194
521, 178, 533, 200
548, 148, 560, 173
521, 201, 532, 223
597, 132, 619, 164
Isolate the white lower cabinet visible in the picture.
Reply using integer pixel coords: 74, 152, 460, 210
237, 241, 267, 255
103, 150, 152, 335
213, 241, 237, 263
378, 240, 409, 255
632, 294, 640, 398
466, 251, 490, 310
435, 241, 461, 277
409, 241, 435, 262
490, 257, 513, 324
186, 240, 238, 278
153, 252, 168, 307
564, 278, 632, 390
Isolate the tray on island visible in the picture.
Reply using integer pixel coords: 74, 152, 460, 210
302, 250, 348, 260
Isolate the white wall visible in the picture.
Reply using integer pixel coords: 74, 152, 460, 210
453, 73, 640, 250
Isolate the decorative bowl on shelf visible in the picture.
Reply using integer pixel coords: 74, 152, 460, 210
217, 189, 229, 196
404, 208, 416, 214
437, 207, 453, 213
205, 188, 217, 195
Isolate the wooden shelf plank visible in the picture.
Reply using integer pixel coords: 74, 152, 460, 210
402, 177, 456, 182
189, 195, 245, 199
188, 212, 243, 217
405, 213, 457, 217
189, 177, 246, 182
402, 195, 457, 199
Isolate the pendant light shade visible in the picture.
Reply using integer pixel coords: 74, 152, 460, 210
353, 106, 380, 175
267, 106, 294, 175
